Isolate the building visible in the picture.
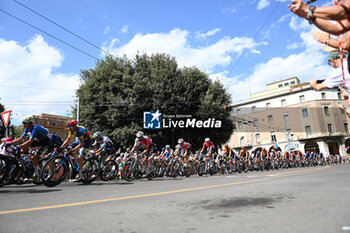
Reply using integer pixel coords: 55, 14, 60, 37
229, 77, 350, 156
32, 113, 71, 139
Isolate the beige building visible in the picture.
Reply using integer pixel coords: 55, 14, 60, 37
229, 77, 350, 156
32, 113, 71, 139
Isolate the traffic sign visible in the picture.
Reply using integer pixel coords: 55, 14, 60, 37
1, 110, 11, 128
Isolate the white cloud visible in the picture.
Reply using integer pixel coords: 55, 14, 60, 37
104, 25, 110, 34
121, 25, 128, 34
289, 16, 310, 31
257, 0, 270, 10
286, 42, 301, 50
196, 28, 221, 39
0, 35, 80, 124
102, 28, 264, 72
213, 30, 333, 102
222, 7, 237, 14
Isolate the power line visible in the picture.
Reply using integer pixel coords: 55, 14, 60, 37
1, 85, 76, 91
0, 9, 100, 60
13, 0, 116, 58
227, 1, 281, 76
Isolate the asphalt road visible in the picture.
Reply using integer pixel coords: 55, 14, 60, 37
0, 164, 350, 233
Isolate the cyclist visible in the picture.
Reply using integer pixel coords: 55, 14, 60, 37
92, 131, 115, 159
200, 138, 216, 172
46, 132, 63, 156
239, 146, 249, 172
10, 117, 50, 180
177, 138, 191, 159
61, 120, 94, 180
160, 145, 174, 160
131, 131, 156, 174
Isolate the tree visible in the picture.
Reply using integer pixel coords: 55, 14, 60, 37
77, 53, 234, 150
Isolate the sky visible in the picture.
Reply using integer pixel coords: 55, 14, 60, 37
0, 0, 337, 125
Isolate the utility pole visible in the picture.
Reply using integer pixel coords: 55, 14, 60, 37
283, 112, 291, 153
77, 95, 80, 123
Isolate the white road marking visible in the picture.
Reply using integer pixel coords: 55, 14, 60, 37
342, 226, 350, 231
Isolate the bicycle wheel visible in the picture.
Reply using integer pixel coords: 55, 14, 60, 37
0, 155, 10, 187
197, 161, 205, 176
123, 160, 135, 182
41, 156, 68, 187
81, 157, 100, 184
100, 160, 118, 181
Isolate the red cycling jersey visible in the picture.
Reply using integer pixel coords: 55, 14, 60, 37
179, 142, 191, 152
134, 136, 152, 150
202, 141, 214, 151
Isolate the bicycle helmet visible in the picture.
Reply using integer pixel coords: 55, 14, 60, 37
165, 145, 170, 149
205, 138, 210, 142
22, 117, 33, 125
93, 131, 102, 139
136, 131, 144, 138
178, 138, 184, 144
66, 120, 77, 127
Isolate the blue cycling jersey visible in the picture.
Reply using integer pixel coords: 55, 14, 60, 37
50, 134, 63, 146
22, 124, 49, 141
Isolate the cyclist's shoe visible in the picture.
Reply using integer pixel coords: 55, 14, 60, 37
73, 174, 83, 182
31, 174, 41, 184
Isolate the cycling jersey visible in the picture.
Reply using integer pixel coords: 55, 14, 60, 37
50, 134, 63, 146
68, 126, 93, 156
68, 126, 93, 142
134, 136, 152, 150
202, 141, 215, 152
93, 136, 115, 154
22, 124, 49, 141
179, 142, 191, 152
223, 147, 232, 156
163, 149, 173, 158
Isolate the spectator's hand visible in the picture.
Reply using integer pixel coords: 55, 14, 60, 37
338, 86, 349, 100
312, 30, 330, 44
288, 0, 308, 19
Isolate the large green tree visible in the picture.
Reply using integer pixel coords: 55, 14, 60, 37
77, 53, 234, 150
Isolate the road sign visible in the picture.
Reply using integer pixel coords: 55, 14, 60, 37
1, 110, 11, 128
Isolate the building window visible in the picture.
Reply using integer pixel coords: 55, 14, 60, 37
338, 92, 342, 99
299, 95, 305, 103
327, 123, 333, 135
252, 106, 256, 113
268, 115, 273, 124
39, 120, 43, 124
305, 126, 312, 138
283, 113, 289, 121
238, 121, 243, 129
270, 131, 277, 143
236, 109, 240, 116
324, 106, 330, 116
321, 92, 326, 100
281, 99, 286, 107
345, 123, 349, 135
278, 84, 283, 88
291, 81, 296, 85
284, 83, 289, 86
302, 108, 309, 118
254, 119, 258, 127
266, 103, 271, 110
240, 136, 245, 147
255, 133, 261, 143
286, 128, 292, 139
52, 122, 56, 126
